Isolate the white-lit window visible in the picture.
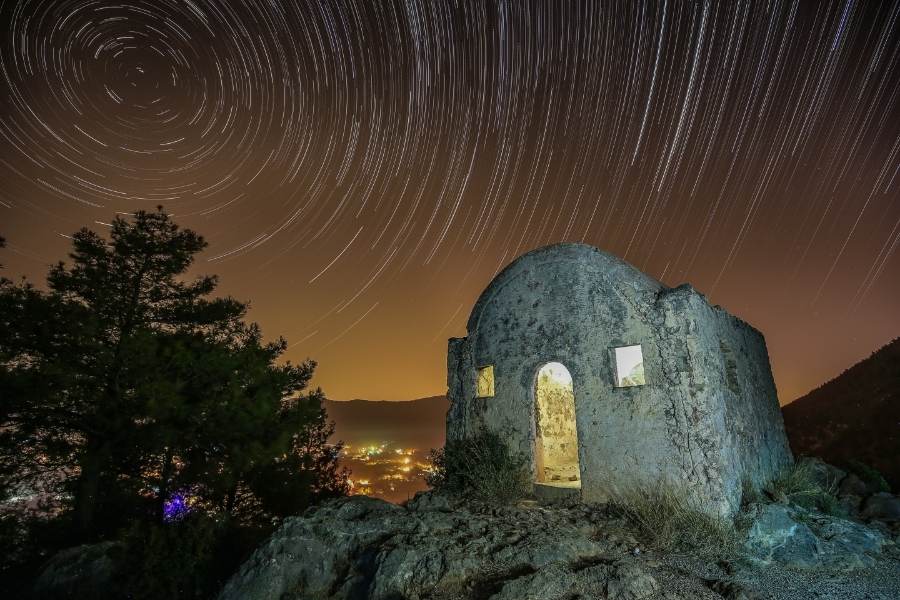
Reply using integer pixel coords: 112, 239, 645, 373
476, 365, 495, 397
614, 345, 645, 387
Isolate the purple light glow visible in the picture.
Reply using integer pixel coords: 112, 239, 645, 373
163, 491, 192, 522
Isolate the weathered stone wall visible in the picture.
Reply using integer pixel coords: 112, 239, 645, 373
710, 309, 794, 502
446, 243, 792, 515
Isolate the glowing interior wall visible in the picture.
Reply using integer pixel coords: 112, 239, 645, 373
476, 365, 494, 397
534, 362, 580, 485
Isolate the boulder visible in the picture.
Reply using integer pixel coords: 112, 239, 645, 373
744, 504, 821, 568
743, 503, 885, 570
222, 493, 894, 599
485, 562, 579, 600
810, 513, 886, 569
604, 561, 659, 600
405, 489, 454, 512
838, 493, 863, 514
484, 559, 657, 600
860, 492, 900, 523
801, 457, 846, 490
219, 496, 410, 600
839, 473, 870, 498
33, 541, 122, 599
707, 579, 762, 600
220, 494, 614, 600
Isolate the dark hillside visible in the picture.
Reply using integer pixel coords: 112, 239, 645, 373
325, 396, 448, 450
782, 338, 900, 490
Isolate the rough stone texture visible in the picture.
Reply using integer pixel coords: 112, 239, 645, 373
839, 473, 871, 498
219, 495, 632, 600
33, 541, 122, 599
803, 457, 847, 490
861, 493, 900, 524
745, 504, 822, 568
744, 503, 886, 570
488, 559, 659, 600
447, 243, 792, 515
220, 494, 900, 600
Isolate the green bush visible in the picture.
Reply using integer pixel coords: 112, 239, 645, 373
766, 461, 845, 515
0, 512, 74, 596
845, 460, 891, 493
114, 515, 229, 599
426, 431, 529, 503
608, 486, 739, 557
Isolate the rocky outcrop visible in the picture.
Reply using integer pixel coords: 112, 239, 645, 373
744, 503, 885, 569
861, 493, 900, 524
799, 457, 900, 538
32, 541, 122, 599
221, 491, 899, 600
220, 494, 667, 600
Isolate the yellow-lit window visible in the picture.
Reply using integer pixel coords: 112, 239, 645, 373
476, 365, 495, 397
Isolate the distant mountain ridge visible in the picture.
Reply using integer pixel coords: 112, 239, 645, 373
782, 337, 900, 490
324, 395, 448, 450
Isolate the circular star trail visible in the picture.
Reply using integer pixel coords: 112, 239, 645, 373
1, 0, 899, 402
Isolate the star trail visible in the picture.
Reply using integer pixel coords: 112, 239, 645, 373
1, 0, 898, 403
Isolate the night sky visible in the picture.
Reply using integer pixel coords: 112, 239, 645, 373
1, 1, 898, 403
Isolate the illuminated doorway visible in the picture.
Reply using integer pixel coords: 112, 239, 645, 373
534, 362, 581, 487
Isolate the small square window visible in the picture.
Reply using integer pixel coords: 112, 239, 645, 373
476, 365, 495, 397
614, 345, 645, 387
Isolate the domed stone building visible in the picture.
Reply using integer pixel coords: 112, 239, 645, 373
446, 243, 792, 515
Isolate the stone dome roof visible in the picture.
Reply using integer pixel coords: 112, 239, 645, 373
466, 243, 664, 333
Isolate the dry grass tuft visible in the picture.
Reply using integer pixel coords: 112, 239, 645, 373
609, 485, 739, 557
766, 461, 844, 515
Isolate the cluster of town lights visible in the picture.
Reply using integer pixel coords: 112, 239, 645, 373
343, 443, 432, 497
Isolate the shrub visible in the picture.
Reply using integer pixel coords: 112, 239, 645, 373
608, 486, 739, 557
426, 431, 529, 503
845, 460, 891, 494
0, 512, 74, 596
114, 514, 228, 599
766, 461, 844, 515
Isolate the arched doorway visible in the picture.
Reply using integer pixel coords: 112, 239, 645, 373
534, 362, 581, 488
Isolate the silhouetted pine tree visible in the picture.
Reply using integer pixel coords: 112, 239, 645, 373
0, 210, 347, 542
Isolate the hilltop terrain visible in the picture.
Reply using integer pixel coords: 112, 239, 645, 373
218, 480, 900, 600
782, 338, 900, 490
